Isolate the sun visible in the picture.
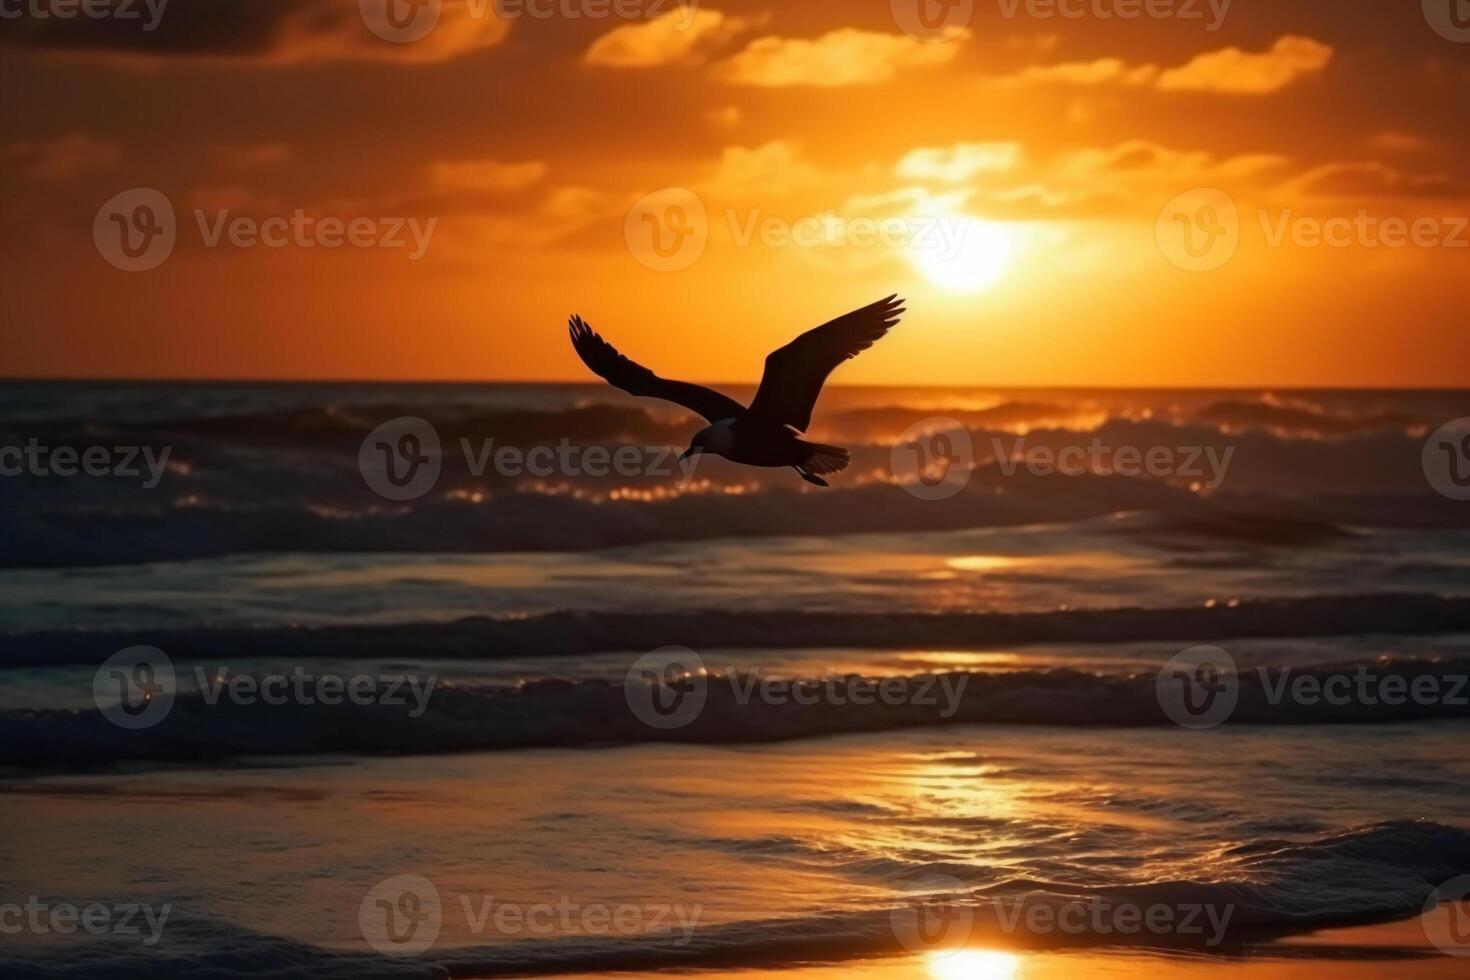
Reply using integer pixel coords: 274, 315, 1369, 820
909, 216, 1012, 293
927, 949, 1022, 980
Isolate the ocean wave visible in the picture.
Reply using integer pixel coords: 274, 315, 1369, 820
5, 392, 1469, 569
6, 821, 1467, 978
1194, 398, 1427, 438
4, 644, 1466, 769
5, 477, 1468, 569
5, 593, 1469, 669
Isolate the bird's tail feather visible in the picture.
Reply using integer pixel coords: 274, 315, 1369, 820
802, 442, 851, 477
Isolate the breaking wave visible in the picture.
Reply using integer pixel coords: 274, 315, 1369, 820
5, 821, 1468, 978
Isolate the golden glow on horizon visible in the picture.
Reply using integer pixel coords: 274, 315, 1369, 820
928, 949, 1023, 980
3, 6, 1467, 384
946, 555, 1022, 572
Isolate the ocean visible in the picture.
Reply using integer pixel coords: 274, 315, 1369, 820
2, 381, 1468, 978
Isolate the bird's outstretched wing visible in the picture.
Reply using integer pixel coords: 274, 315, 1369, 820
568, 315, 746, 423
742, 295, 905, 432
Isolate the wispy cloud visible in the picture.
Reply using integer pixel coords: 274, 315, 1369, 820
896, 144, 1024, 182
988, 36, 1333, 96
583, 10, 754, 68
3, 0, 510, 67
713, 28, 967, 87
429, 159, 548, 193
0, 134, 118, 179
1157, 35, 1333, 95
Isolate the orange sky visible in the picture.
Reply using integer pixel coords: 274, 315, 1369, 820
1, 0, 1467, 386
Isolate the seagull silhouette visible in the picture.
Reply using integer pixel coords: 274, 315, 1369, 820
569, 295, 904, 486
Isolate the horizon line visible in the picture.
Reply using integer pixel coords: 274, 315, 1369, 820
1, 376, 1467, 393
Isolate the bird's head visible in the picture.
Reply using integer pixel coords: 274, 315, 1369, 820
681, 421, 734, 461
679, 430, 707, 461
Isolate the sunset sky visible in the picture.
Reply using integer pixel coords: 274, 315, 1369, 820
1, 0, 1467, 385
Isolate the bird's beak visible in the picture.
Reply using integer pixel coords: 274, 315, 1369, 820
680, 448, 698, 461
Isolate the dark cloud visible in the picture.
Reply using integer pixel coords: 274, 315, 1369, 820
1, 0, 303, 58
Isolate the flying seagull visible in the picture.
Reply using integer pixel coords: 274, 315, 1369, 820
568, 295, 904, 486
